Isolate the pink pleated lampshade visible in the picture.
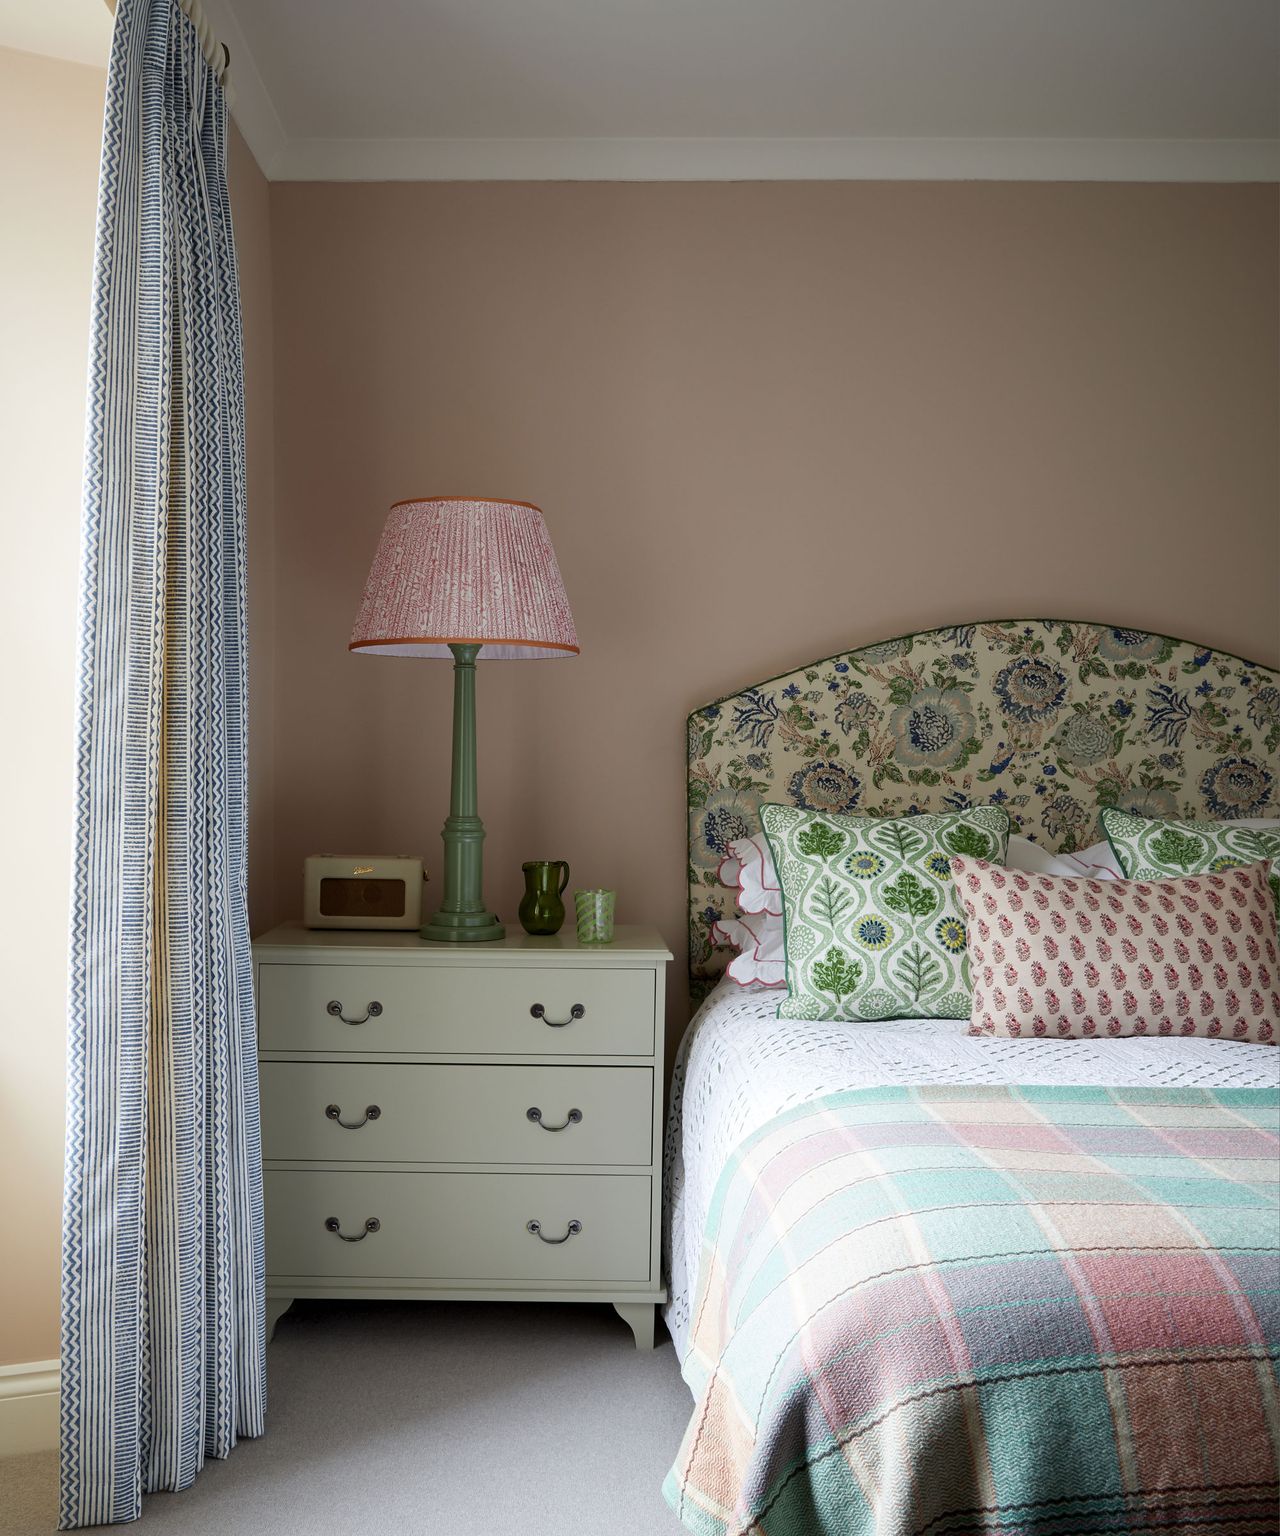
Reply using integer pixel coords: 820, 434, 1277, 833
350, 497, 579, 660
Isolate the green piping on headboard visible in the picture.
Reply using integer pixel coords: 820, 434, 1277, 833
687, 619, 1280, 1002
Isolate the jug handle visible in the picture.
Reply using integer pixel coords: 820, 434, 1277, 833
557, 860, 570, 895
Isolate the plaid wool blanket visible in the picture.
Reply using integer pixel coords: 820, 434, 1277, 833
665, 1085, 1280, 1536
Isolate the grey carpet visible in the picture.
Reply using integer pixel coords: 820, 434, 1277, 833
3, 1301, 692, 1534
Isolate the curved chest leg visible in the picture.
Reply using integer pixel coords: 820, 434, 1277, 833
265, 1296, 294, 1343
613, 1301, 656, 1351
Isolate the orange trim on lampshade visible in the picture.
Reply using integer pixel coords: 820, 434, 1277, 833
349, 636, 580, 654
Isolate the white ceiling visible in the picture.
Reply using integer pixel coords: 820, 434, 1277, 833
7, 0, 1278, 181
239, 0, 1278, 141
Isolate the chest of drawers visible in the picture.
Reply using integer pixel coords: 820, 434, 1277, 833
254, 923, 671, 1348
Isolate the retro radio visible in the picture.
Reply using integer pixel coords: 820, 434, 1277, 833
303, 855, 427, 930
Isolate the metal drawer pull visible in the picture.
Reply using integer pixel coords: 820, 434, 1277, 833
526, 1106, 583, 1132
324, 1216, 380, 1242
325, 1103, 381, 1130
327, 999, 383, 1025
526, 1218, 582, 1244
529, 1002, 585, 1027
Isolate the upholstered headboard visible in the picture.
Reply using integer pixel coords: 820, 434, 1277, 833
688, 620, 1280, 1000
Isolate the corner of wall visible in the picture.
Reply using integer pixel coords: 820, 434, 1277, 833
228, 122, 280, 935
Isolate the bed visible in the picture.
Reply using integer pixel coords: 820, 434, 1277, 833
664, 620, 1280, 1536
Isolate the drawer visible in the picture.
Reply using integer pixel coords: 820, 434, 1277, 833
257, 963, 655, 1057
260, 1062, 653, 1166
264, 1170, 652, 1284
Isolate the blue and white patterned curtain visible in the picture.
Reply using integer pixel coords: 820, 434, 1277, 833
61, 0, 264, 1525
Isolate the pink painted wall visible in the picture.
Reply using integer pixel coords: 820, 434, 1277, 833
264, 181, 1279, 1033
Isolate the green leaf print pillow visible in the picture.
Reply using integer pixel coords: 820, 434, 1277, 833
760, 804, 1011, 1022
1100, 810, 1280, 919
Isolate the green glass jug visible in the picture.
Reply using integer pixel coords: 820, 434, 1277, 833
518, 860, 570, 936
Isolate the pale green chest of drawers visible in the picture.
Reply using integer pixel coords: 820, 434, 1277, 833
255, 923, 672, 1348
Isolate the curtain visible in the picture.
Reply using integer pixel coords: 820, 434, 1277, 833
61, 0, 264, 1525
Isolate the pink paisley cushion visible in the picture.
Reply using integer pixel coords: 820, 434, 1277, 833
950, 855, 1279, 1045
711, 913, 786, 987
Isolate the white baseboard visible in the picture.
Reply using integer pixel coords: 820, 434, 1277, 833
0, 1360, 59, 1456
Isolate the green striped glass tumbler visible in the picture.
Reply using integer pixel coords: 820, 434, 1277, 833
574, 889, 615, 944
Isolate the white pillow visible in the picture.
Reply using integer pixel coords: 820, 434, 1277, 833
717, 835, 782, 916
711, 913, 786, 987
1005, 833, 1122, 880
714, 834, 785, 985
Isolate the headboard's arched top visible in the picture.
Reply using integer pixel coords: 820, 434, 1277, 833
688, 619, 1279, 999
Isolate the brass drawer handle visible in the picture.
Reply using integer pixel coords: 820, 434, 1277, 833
325, 1103, 381, 1130
526, 1106, 583, 1132
529, 1002, 585, 1028
324, 1216, 380, 1243
327, 999, 383, 1025
526, 1218, 582, 1245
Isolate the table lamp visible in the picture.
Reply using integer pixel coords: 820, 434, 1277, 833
350, 497, 579, 942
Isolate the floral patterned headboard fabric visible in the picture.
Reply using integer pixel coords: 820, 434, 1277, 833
688, 620, 1280, 1000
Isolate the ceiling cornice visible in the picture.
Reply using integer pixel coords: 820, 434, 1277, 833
204, 0, 1279, 186
192, 0, 287, 175
269, 135, 1280, 184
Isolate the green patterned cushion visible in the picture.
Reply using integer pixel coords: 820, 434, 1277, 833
760, 804, 1011, 1021
1100, 810, 1280, 918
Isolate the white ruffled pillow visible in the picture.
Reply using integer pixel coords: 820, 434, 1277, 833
717, 837, 783, 916
713, 829, 1122, 988
711, 912, 786, 987
713, 835, 784, 985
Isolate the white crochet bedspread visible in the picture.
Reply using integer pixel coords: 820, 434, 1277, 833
662, 979, 1280, 1362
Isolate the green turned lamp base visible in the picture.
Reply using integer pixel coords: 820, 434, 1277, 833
422, 642, 506, 944
421, 909, 506, 943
